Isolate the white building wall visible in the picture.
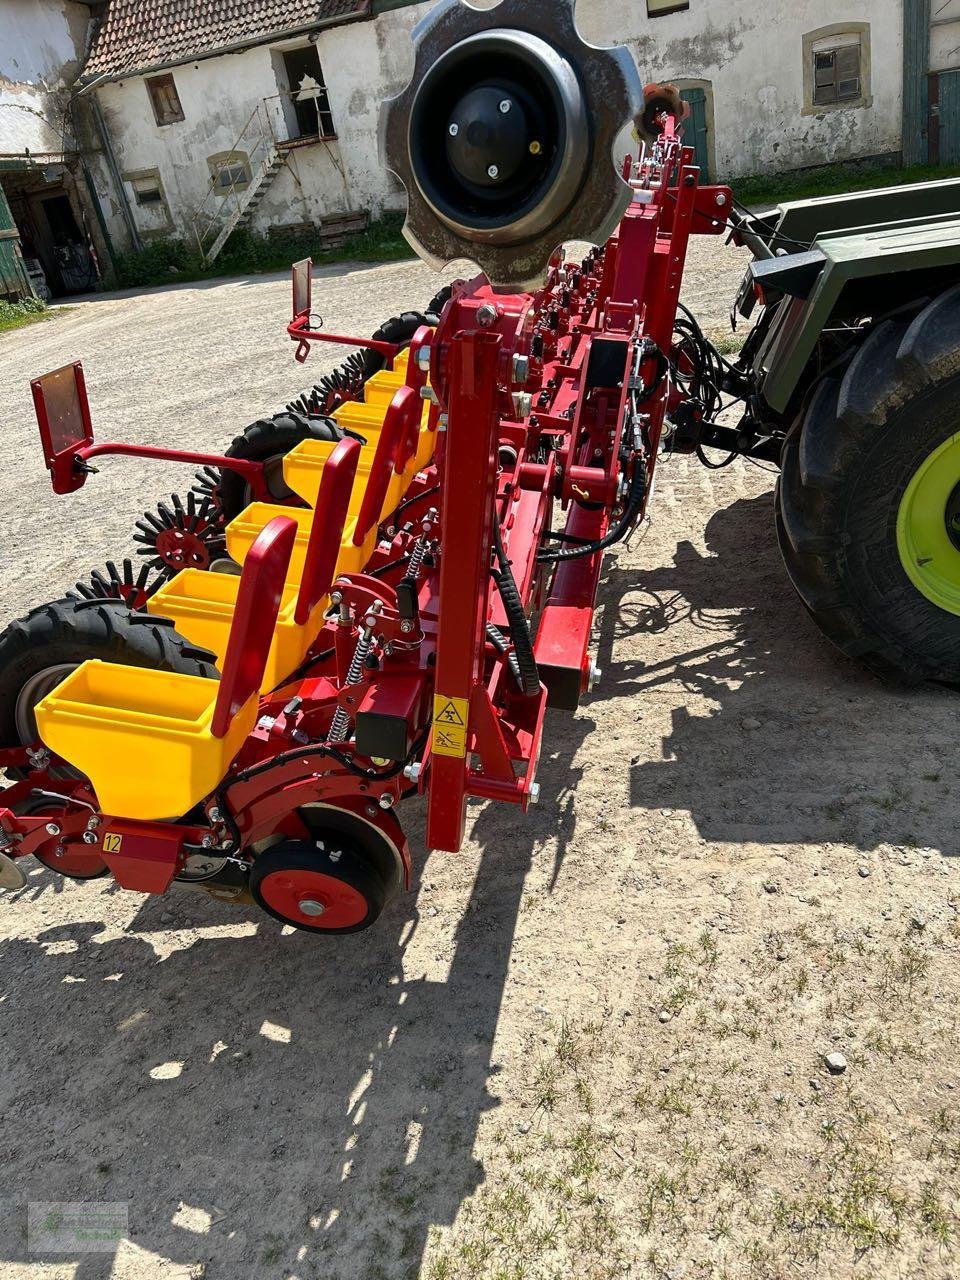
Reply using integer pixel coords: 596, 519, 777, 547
95, 40, 343, 243
575, 0, 903, 177
92, 6, 441, 249
91, 0, 905, 251
0, 0, 91, 155
931, 0, 960, 74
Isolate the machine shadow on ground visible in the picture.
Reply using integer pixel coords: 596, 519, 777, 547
608, 489, 956, 856
0, 734, 587, 1278
0, 486, 951, 1279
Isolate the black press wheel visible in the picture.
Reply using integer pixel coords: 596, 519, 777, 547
361, 312, 432, 382
219, 411, 344, 524
250, 839, 389, 934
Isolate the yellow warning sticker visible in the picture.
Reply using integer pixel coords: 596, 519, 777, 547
103, 833, 123, 853
432, 695, 469, 758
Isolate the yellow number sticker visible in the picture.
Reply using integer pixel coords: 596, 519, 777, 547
103, 833, 123, 853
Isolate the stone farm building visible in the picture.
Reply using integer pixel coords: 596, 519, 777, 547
0, 0, 956, 295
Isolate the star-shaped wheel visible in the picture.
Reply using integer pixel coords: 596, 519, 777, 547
380, 0, 643, 290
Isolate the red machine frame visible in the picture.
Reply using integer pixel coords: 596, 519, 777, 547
0, 123, 731, 906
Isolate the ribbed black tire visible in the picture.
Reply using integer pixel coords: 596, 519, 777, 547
361, 312, 431, 382
219, 410, 343, 523
424, 285, 454, 321
775, 285, 960, 684
0, 598, 218, 748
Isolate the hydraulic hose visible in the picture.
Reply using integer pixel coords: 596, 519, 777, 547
537, 461, 648, 564
491, 523, 541, 698
486, 622, 525, 693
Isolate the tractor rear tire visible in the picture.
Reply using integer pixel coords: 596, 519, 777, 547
219, 411, 343, 524
0, 598, 218, 750
776, 286, 960, 684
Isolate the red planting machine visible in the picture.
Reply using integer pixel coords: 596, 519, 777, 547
0, 0, 732, 931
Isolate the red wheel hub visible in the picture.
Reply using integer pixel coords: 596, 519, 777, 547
154, 526, 213, 571
258, 869, 368, 929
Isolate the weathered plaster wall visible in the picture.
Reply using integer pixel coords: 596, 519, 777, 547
931, 1, 960, 74
372, 1, 904, 177
0, 0, 91, 155
576, 0, 903, 176
93, 13, 426, 249
92, 0, 905, 251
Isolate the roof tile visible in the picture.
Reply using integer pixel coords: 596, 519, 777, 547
84, 0, 370, 79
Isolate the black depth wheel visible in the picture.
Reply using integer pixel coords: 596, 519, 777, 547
15, 794, 109, 880
361, 312, 431, 382
0, 600, 218, 854
0, 599, 218, 750
219, 411, 343, 524
424, 284, 455, 321
250, 838, 389, 934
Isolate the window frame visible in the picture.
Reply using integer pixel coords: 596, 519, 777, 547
122, 168, 174, 233
207, 151, 254, 195
802, 23, 872, 114
813, 42, 862, 107
646, 0, 689, 15
145, 73, 185, 127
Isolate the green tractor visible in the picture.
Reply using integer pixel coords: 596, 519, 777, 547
692, 176, 960, 685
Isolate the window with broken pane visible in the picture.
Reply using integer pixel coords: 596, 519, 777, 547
813, 42, 862, 106
146, 74, 184, 127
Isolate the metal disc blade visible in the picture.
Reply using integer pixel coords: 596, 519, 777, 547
0, 852, 26, 891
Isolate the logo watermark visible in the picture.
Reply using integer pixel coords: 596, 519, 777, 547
28, 1202, 128, 1253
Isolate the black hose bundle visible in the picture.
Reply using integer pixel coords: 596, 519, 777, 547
671, 303, 741, 470
672, 302, 729, 421
486, 623, 528, 694
536, 461, 648, 565
491, 524, 541, 697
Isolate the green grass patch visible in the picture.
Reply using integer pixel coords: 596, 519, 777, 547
0, 295, 52, 334
113, 213, 414, 290
733, 158, 960, 209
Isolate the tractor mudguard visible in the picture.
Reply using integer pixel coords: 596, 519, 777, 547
746, 202, 960, 416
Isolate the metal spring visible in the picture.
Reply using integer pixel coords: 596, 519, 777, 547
404, 508, 439, 583
327, 602, 382, 744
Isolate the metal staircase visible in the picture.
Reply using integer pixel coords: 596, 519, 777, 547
190, 102, 285, 264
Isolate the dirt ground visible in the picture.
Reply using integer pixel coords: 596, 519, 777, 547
0, 242, 958, 1280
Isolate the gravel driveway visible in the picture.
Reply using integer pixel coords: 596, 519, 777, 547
1, 246, 958, 1280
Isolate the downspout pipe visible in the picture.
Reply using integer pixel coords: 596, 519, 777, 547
89, 91, 142, 253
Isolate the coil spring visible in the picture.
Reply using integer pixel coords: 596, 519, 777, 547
327, 603, 382, 744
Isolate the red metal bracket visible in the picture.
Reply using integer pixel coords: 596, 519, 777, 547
31, 362, 94, 495
288, 260, 401, 363
426, 329, 502, 853
287, 315, 400, 361
352, 385, 420, 546
212, 515, 297, 738
296, 438, 361, 624
31, 361, 271, 499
